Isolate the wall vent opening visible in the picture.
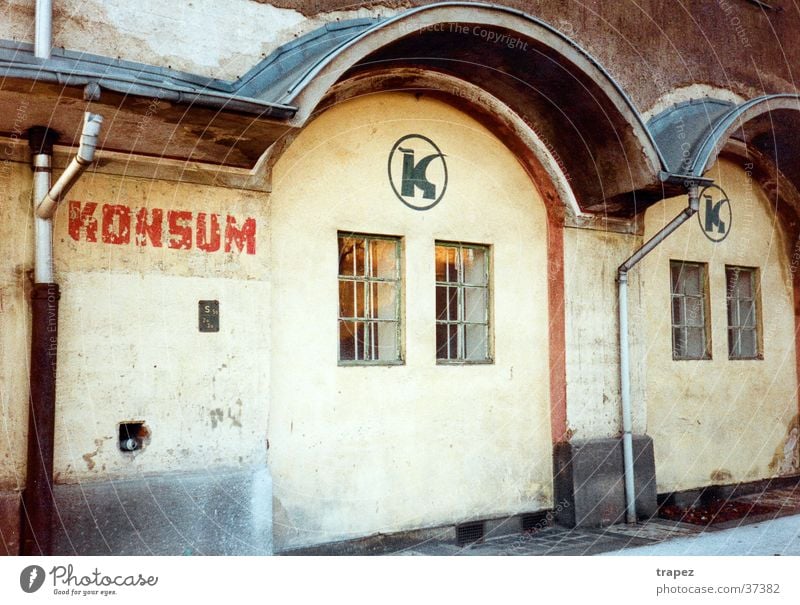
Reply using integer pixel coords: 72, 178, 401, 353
118, 421, 148, 452
521, 512, 550, 533
456, 521, 485, 547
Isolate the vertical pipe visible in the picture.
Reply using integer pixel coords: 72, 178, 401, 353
618, 272, 636, 523
34, 0, 53, 60
20, 127, 59, 556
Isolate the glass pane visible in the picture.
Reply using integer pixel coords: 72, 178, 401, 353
374, 321, 399, 361
353, 281, 366, 318
463, 247, 487, 285
671, 297, 684, 327
740, 300, 756, 328
465, 323, 488, 361
685, 327, 706, 359
682, 265, 701, 296
338, 280, 354, 318
670, 263, 681, 293
727, 297, 738, 328
435, 246, 458, 283
728, 328, 739, 358
740, 329, 757, 358
339, 321, 356, 361
338, 237, 366, 276
436, 323, 454, 359
370, 239, 397, 279
672, 327, 686, 358
436, 286, 458, 321
371, 282, 397, 320
685, 297, 704, 327
464, 287, 487, 323
728, 267, 753, 298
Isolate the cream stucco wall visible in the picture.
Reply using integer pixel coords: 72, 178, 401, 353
0, 163, 32, 493
563, 227, 647, 440
641, 159, 799, 493
269, 92, 553, 550
0, 171, 273, 485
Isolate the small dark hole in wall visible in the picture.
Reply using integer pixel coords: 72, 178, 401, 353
118, 421, 148, 452
521, 512, 550, 532
456, 521, 485, 547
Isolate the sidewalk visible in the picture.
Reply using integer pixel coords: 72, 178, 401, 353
392, 486, 800, 556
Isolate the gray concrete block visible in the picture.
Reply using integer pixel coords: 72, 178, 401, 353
51, 466, 272, 555
554, 436, 657, 527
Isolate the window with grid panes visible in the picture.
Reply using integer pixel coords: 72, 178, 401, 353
338, 234, 402, 364
726, 266, 761, 359
670, 261, 710, 360
435, 243, 491, 362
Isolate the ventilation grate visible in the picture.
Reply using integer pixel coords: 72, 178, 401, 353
521, 512, 550, 533
456, 521, 485, 547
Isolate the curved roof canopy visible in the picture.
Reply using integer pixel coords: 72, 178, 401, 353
2, 2, 799, 215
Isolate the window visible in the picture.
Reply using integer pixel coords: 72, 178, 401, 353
338, 234, 402, 364
726, 266, 761, 360
435, 242, 491, 362
670, 261, 710, 360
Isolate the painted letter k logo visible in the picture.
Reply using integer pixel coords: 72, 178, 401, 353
704, 194, 726, 234
399, 147, 444, 199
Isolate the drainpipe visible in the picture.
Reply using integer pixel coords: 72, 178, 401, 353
617, 181, 702, 523
21, 113, 103, 555
35, 0, 52, 60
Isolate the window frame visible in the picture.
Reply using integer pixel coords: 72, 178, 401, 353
669, 260, 712, 361
337, 232, 404, 366
725, 265, 763, 361
435, 241, 493, 365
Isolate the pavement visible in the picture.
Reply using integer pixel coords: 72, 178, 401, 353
390, 485, 800, 556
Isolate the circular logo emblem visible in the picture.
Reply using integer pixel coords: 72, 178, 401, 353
20, 565, 45, 593
697, 184, 732, 243
388, 134, 448, 211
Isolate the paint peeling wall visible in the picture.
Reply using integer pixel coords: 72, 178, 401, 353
268, 92, 553, 551
0, 162, 33, 555
48, 174, 270, 484
562, 227, 647, 441
0, 0, 384, 81
641, 159, 799, 493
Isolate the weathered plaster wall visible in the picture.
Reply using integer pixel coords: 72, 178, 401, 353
562, 227, 647, 441
3, 1, 795, 113
642, 159, 799, 493
0, 162, 32, 555
48, 174, 270, 484
269, 92, 553, 550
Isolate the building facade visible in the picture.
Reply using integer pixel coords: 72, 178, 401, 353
1, 0, 799, 554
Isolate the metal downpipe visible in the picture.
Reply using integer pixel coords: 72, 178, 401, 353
34, 0, 52, 60
618, 183, 700, 524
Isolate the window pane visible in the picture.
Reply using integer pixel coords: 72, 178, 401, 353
370, 239, 397, 279
436, 323, 456, 359
685, 327, 706, 359
435, 246, 458, 283
728, 328, 740, 358
354, 281, 366, 318
727, 297, 738, 328
464, 287, 487, 323
436, 285, 458, 321
465, 323, 488, 360
463, 247, 487, 285
740, 299, 756, 328
683, 265, 701, 296
371, 282, 397, 320
374, 321, 399, 361
338, 237, 366, 276
739, 328, 757, 358
672, 327, 686, 358
338, 280, 354, 318
671, 297, 684, 326
685, 297, 704, 327
339, 321, 356, 361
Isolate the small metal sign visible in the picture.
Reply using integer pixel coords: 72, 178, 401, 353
388, 134, 448, 211
697, 184, 732, 243
198, 300, 219, 332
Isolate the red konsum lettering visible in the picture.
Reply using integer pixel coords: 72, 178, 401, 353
67, 201, 256, 255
